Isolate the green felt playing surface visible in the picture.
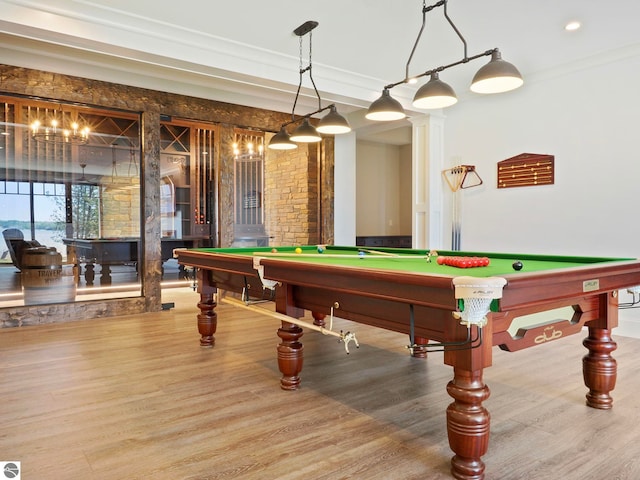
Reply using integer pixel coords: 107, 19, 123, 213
193, 245, 634, 278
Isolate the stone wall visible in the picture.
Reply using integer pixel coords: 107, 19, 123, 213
265, 141, 317, 246
101, 178, 141, 237
263, 136, 335, 247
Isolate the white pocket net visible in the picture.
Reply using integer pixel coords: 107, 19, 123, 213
452, 276, 507, 327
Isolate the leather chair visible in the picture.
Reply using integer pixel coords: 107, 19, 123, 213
2, 228, 41, 271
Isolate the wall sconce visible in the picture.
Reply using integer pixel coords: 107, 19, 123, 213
366, 0, 523, 121
268, 21, 352, 150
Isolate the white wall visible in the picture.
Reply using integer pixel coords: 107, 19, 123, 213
399, 144, 413, 233
442, 54, 640, 258
356, 140, 411, 236
334, 133, 357, 245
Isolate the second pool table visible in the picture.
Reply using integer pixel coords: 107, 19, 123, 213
176, 245, 640, 480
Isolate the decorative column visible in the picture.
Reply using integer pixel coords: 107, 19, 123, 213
333, 132, 356, 245
410, 113, 445, 250
141, 108, 162, 308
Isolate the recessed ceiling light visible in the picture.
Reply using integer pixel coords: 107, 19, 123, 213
565, 21, 581, 31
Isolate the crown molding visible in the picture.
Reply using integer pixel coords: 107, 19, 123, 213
0, 0, 415, 114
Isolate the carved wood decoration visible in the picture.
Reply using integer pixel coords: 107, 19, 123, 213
497, 153, 554, 189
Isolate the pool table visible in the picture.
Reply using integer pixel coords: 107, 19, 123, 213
64, 237, 207, 285
176, 245, 640, 480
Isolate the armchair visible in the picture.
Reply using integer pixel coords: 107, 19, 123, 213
2, 228, 42, 271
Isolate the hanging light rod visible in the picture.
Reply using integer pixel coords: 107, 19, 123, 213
385, 48, 501, 91
268, 21, 351, 150
366, 0, 523, 121
277, 104, 337, 128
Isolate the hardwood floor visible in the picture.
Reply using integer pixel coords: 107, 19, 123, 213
2, 288, 640, 479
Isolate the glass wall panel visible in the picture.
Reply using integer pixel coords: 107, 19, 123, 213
233, 129, 267, 246
0, 97, 141, 306
158, 118, 217, 282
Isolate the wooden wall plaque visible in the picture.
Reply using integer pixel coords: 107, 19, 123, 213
497, 153, 554, 189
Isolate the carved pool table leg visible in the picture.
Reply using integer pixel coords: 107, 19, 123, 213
84, 263, 95, 285
311, 312, 326, 327
196, 269, 217, 347
197, 291, 217, 347
100, 264, 112, 285
583, 327, 617, 409
277, 321, 304, 390
446, 368, 491, 480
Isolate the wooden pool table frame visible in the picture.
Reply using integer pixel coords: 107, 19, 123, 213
176, 247, 640, 480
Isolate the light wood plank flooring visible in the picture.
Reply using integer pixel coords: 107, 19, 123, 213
2, 288, 640, 480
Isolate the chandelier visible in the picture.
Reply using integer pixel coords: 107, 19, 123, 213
268, 21, 351, 150
366, 0, 523, 121
30, 106, 91, 145
233, 130, 265, 159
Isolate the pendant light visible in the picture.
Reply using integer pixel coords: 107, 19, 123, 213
268, 126, 297, 150
290, 118, 322, 143
268, 21, 351, 150
365, 88, 406, 121
412, 72, 458, 109
316, 105, 352, 134
470, 50, 524, 94
366, 0, 523, 120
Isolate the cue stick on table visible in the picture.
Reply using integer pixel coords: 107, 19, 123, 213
357, 248, 398, 256
253, 252, 431, 259
220, 296, 359, 354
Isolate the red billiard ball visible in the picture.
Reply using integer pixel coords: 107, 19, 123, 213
437, 256, 446, 265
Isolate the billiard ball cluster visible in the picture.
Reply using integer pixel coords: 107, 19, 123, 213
437, 256, 490, 268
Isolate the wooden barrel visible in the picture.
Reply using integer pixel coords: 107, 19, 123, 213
21, 247, 76, 305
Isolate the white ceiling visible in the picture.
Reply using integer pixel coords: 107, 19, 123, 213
0, 0, 639, 144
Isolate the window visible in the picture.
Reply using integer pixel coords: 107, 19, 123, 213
0, 181, 97, 263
